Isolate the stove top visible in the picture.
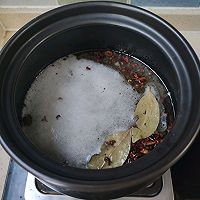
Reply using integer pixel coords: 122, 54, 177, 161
24, 170, 173, 200
35, 176, 163, 197
2, 160, 174, 200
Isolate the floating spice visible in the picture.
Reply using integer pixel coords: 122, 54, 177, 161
104, 50, 113, 57
86, 66, 91, 70
56, 115, 61, 120
41, 115, 48, 122
105, 140, 116, 146
134, 86, 160, 138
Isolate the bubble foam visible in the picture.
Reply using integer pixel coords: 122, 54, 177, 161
22, 55, 141, 168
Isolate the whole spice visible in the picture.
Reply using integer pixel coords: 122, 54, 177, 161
105, 140, 116, 146
134, 84, 140, 90
104, 157, 112, 166
86, 66, 91, 70
144, 141, 156, 146
56, 115, 61, 120
140, 67, 145, 72
132, 63, 138, 67
140, 148, 149, 154
122, 56, 129, 63
126, 131, 163, 164
41, 115, 48, 122
104, 50, 113, 57
61, 160, 69, 167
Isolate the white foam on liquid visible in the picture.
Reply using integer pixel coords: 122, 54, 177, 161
22, 55, 141, 168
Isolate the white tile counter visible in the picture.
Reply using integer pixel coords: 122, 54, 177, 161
0, 146, 9, 198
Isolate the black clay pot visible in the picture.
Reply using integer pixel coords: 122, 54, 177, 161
0, 2, 200, 200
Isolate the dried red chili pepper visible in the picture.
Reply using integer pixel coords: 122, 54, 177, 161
105, 140, 116, 146
140, 148, 149, 154
154, 140, 160, 145
133, 73, 140, 79
132, 63, 138, 67
144, 141, 156, 146
138, 77, 147, 83
129, 152, 136, 158
105, 50, 113, 57
122, 56, 129, 63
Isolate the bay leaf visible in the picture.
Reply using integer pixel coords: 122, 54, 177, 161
130, 127, 143, 143
88, 129, 132, 169
135, 86, 160, 138
88, 86, 160, 169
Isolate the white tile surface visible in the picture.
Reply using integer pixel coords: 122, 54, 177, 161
0, 0, 58, 6
0, 145, 10, 198
181, 31, 200, 58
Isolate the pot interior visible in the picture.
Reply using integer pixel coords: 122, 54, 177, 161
13, 24, 181, 171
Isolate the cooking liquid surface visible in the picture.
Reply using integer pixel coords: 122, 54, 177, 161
22, 50, 174, 168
